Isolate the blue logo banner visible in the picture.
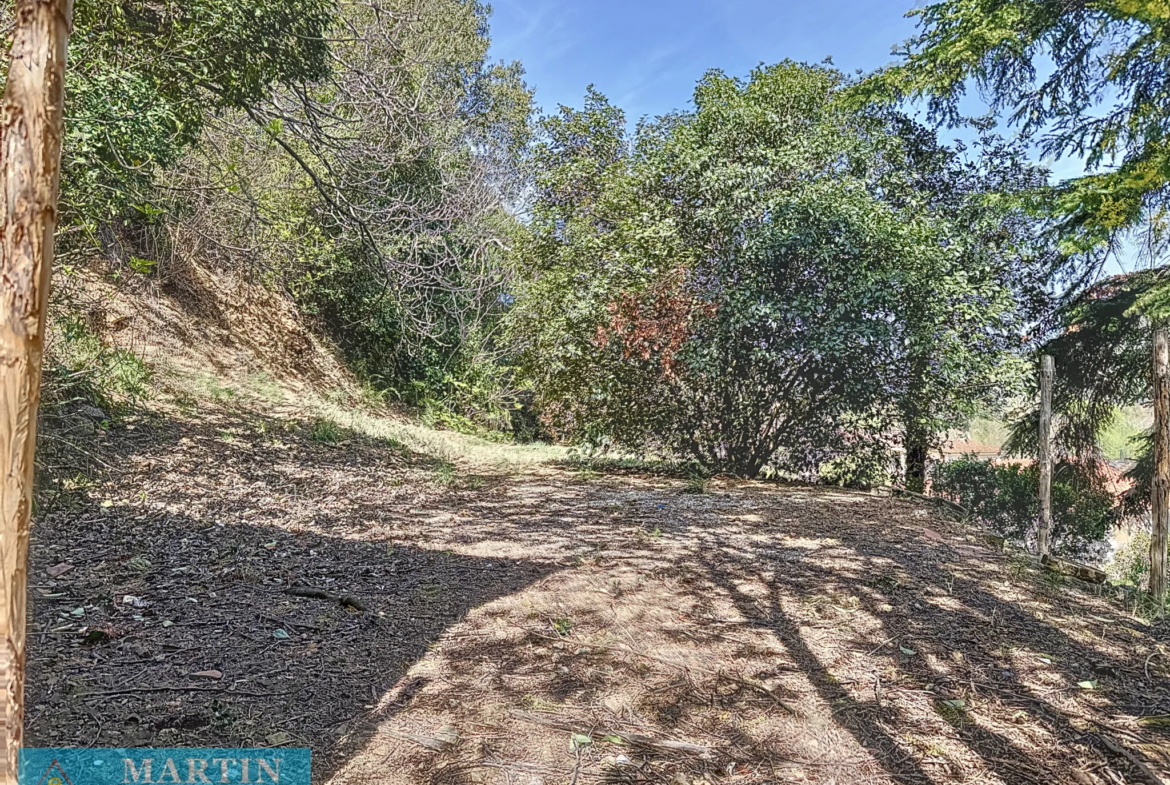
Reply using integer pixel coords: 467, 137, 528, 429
19, 749, 310, 785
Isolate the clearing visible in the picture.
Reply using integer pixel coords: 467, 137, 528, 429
26, 404, 1170, 785
24, 266, 1170, 784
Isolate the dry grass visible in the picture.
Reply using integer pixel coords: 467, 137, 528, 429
27, 402, 1170, 784
28, 259, 1170, 785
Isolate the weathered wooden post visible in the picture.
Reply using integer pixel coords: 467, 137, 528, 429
0, 1, 73, 781
1038, 355, 1054, 558
1151, 330, 1170, 607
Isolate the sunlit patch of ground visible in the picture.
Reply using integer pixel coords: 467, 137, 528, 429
25, 406, 1170, 785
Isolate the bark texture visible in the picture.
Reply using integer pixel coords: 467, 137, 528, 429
904, 437, 927, 496
0, 1, 72, 781
1037, 354, 1054, 558
1151, 331, 1169, 606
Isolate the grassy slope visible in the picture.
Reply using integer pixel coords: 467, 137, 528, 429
26, 260, 1170, 785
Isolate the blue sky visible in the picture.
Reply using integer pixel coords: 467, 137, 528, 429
486, 1, 920, 121
486, 0, 1136, 272
484, 1, 1100, 178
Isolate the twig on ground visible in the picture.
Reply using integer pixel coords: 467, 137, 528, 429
1094, 731, 1166, 785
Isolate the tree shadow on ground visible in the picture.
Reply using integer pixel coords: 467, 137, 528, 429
27, 422, 1170, 784
288, 477, 1170, 784
689, 512, 1169, 785
25, 408, 556, 782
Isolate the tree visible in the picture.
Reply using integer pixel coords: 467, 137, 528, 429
182, 0, 534, 425
242, 0, 533, 342
511, 67, 905, 476
859, 0, 1170, 265
1002, 269, 1167, 521
57, 0, 336, 224
880, 122, 1054, 491
0, 0, 73, 780
868, 1, 1170, 532
511, 63, 1048, 479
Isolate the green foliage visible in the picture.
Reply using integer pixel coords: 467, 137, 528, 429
932, 458, 1117, 558
309, 418, 347, 444
41, 0, 533, 432
127, 256, 157, 276
1007, 270, 1165, 459
1098, 407, 1152, 461
48, 0, 336, 224
433, 461, 458, 487
44, 315, 152, 415
512, 62, 1050, 477
293, 243, 525, 434
818, 441, 896, 489
1002, 271, 1163, 514
200, 0, 533, 428
859, 0, 1170, 259
871, 2, 1170, 500
681, 473, 709, 495
289, 241, 430, 397
1108, 528, 1151, 589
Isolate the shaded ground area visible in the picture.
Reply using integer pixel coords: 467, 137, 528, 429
25, 407, 1170, 784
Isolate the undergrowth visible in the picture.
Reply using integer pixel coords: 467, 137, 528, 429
557, 453, 712, 480
42, 314, 152, 416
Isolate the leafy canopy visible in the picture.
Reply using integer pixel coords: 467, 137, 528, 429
860, 0, 1170, 259
54, 0, 335, 221
512, 62, 1049, 478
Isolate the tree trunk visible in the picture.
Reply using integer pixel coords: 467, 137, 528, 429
0, 1, 73, 782
905, 426, 928, 495
1038, 354, 1054, 558
1151, 330, 1170, 607
903, 350, 932, 496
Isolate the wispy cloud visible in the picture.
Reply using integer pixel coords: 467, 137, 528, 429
613, 45, 691, 117
488, 0, 580, 68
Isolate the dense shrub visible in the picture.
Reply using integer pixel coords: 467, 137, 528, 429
815, 437, 897, 489
43, 314, 152, 416
511, 64, 1050, 476
932, 458, 1117, 559
1107, 528, 1151, 589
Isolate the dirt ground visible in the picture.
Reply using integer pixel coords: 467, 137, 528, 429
23, 402, 1170, 785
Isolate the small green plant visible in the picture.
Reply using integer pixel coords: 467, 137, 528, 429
211, 700, 240, 732
128, 256, 157, 275
208, 383, 237, 403
357, 381, 390, 409
525, 694, 560, 711
45, 315, 152, 415
552, 618, 572, 637
309, 418, 345, 443
935, 698, 970, 727
433, 461, 457, 486
1107, 529, 1150, 590
1042, 569, 1068, 590
1007, 553, 1030, 581
171, 389, 199, 414
682, 473, 709, 494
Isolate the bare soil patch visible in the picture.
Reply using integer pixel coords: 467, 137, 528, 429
25, 406, 1170, 785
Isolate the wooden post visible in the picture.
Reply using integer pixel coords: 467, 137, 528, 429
1151, 330, 1170, 607
1038, 355, 1054, 558
0, 1, 73, 782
